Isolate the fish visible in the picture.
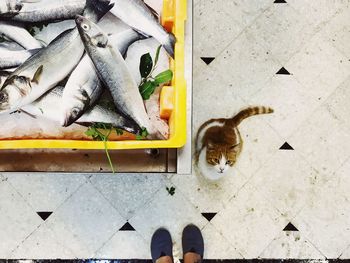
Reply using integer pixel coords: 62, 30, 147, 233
0, 71, 11, 87
0, 0, 113, 113
76, 15, 162, 139
21, 86, 140, 134
61, 28, 143, 127
0, 41, 25, 51
110, 0, 175, 58
0, 21, 43, 49
0, 0, 22, 17
2, 0, 87, 22
0, 47, 40, 69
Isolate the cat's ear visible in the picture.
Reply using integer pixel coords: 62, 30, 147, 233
230, 143, 240, 151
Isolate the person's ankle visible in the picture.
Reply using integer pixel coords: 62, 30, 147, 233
156, 255, 173, 263
184, 251, 201, 263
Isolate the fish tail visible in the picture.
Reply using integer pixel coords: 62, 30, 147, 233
162, 32, 176, 58
84, 0, 114, 22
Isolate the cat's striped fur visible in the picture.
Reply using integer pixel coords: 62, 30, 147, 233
194, 106, 273, 178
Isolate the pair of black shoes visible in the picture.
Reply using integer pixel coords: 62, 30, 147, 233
151, 224, 204, 263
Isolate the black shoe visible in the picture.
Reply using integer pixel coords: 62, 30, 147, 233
151, 228, 173, 263
182, 224, 204, 259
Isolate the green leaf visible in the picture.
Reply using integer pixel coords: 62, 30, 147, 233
139, 80, 157, 100
115, 128, 124, 135
139, 53, 153, 78
154, 70, 173, 85
154, 45, 162, 66
136, 127, 148, 140
166, 186, 175, 196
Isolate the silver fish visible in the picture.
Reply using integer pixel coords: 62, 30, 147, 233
0, 0, 113, 113
22, 86, 139, 134
0, 71, 11, 87
0, 41, 25, 50
110, 0, 175, 58
0, 47, 40, 69
0, 0, 22, 17
0, 21, 43, 49
3, 0, 86, 22
76, 15, 162, 138
61, 28, 143, 127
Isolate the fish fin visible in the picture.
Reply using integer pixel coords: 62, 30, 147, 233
19, 108, 37, 119
132, 28, 151, 38
31, 65, 43, 84
143, 2, 159, 20
162, 32, 176, 58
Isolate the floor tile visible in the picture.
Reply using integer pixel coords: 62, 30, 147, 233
249, 75, 319, 138
0, 181, 42, 257
293, 159, 350, 258
210, 31, 281, 100
340, 245, 350, 259
10, 224, 75, 259
171, 169, 246, 212
194, 0, 244, 57
89, 173, 167, 220
286, 33, 350, 103
248, 4, 314, 64
6, 173, 87, 211
95, 231, 150, 259
211, 184, 288, 258
45, 182, 125, 258
233, 118, 282, 178
289, 105, 350, 175
129, 186, 207, 251
259, 230, 325, 259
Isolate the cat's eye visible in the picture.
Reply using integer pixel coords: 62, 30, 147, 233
213, 158, 219, 163
226, 160, 232, 165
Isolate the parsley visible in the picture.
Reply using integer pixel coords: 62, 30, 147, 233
138, 45, 173, 100
136, 127, 149, 140
166, 186, 176, 196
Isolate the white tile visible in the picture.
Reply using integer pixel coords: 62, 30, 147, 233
250, 75, 319, 138
129, 186, 207, 249
210, 30, 281, 100
211, 184, 288, 258
288, 0, 345, 28
89, 173, 167, 219
324, 76, 350, 132
259, 230, 325, 259
249, 150, 328, 219
6, 173, 87, 211
322, 7, 350, 58
171, 168, 247, 212
290, 105, 350, 175
293, 159, 350, 258
202, 223, 242, 259
340, 245, 350, 259
45, 182, 125, 258
95, 231, 150, 259
234, 118, 282, 178
0, 181, 42, 257
286, 33, 350, 103
195, 0, 244, 57
248, 4, 314, 64
11, 224, 75, 259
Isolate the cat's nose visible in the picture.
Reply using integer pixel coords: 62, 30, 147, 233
219, 168, 224, 173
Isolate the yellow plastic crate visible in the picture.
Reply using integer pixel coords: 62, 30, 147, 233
0, 0, 187, 150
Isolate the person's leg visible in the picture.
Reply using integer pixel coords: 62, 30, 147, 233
182, 224, 204, 263
151, 228, 174, 263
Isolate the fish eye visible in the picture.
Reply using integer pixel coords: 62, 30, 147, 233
0, 92, 7, 103
82, 23, 90, 30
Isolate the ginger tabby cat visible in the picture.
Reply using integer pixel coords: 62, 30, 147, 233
195, 106, 273, 180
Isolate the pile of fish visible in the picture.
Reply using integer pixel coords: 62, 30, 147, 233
0, 0, 175, 140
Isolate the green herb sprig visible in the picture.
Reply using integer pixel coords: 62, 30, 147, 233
85, 123, 123, 173
139, 45, 173, 100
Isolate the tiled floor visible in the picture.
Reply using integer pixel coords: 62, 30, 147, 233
1, 0, 350, 260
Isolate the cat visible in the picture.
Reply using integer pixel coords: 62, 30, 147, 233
194, 106, 273, 180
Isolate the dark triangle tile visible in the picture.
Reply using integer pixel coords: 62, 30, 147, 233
276, 67, 290, 75
283, 222, 298, 231
37, 211, 53, 221
274, 0, 287, 3
200, 57, 215, 65
119, 222, 135, 231
201, 212, 217, 222
279, 142, 294, 150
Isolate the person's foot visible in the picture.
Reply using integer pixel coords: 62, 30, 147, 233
182, 224, 204, 263
151, 228, 173, 263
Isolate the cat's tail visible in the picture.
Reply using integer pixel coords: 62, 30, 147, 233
227, 106, 274, 127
